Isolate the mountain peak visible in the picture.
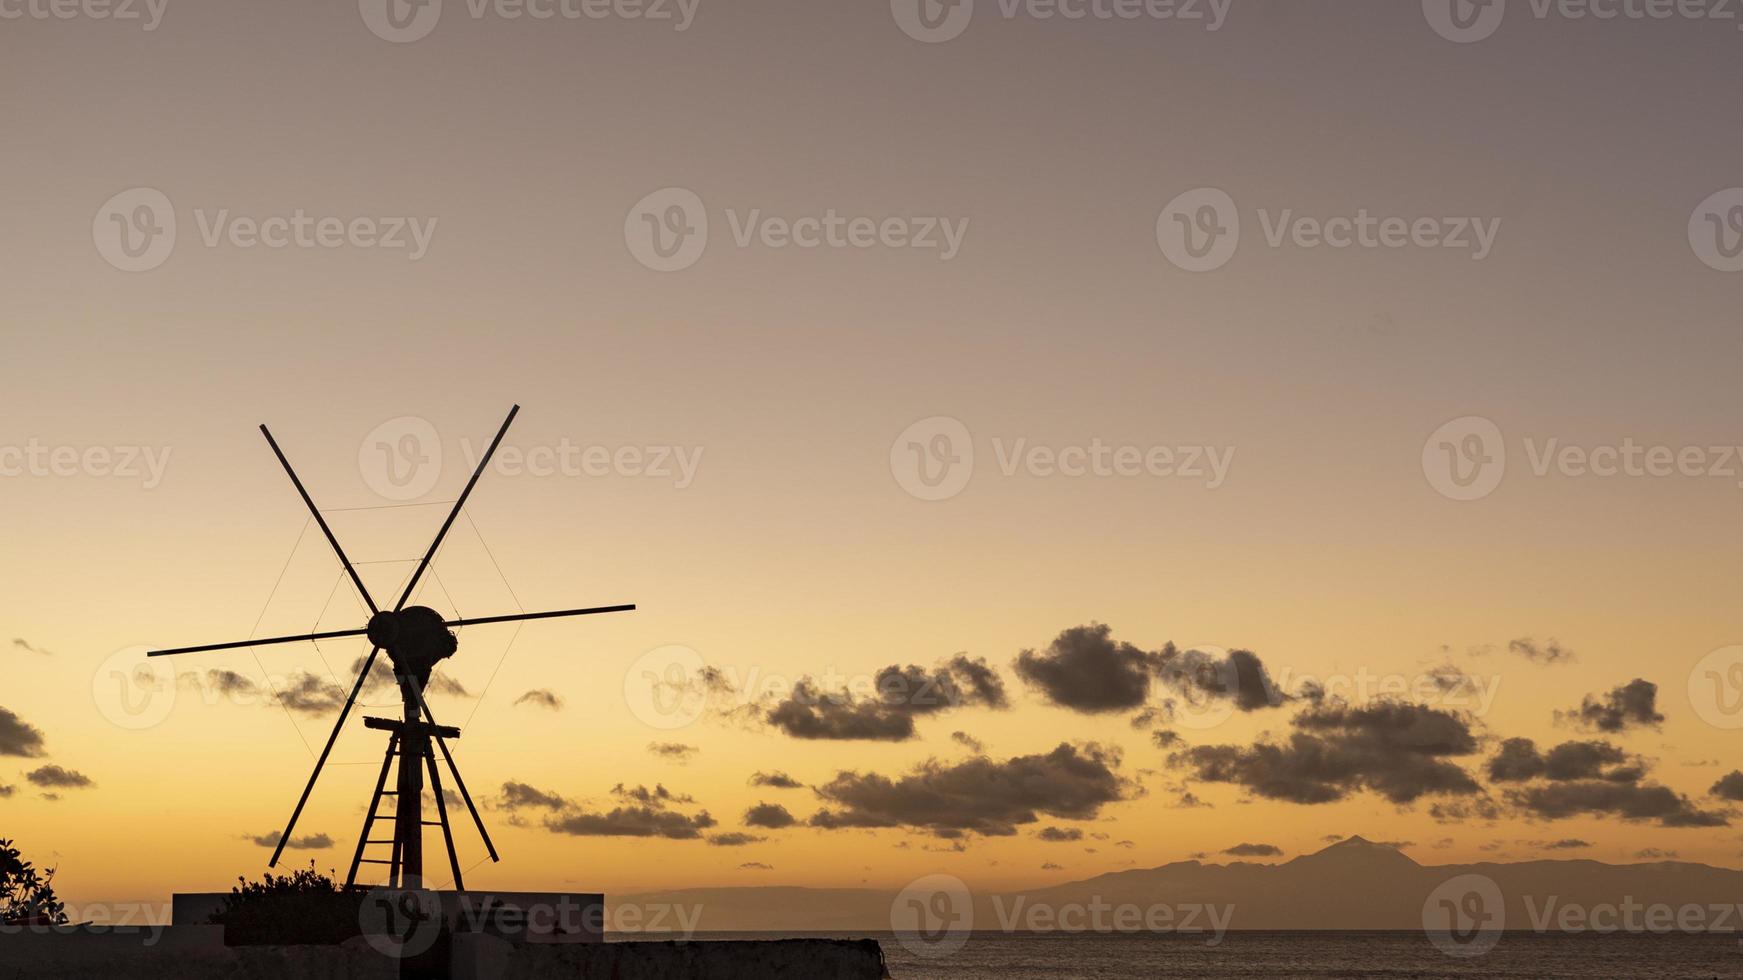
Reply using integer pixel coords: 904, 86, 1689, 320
1290, 835, 1421, 869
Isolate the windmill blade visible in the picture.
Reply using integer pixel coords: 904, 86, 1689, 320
261, 424, 380, 615
149, 626, 370, 658
269, 645, 384, 868
444, 604, 635, 630
409, 683, 499, 863
392, 405, 519, 613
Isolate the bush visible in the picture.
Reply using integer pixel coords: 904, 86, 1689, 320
207, 862, 365, 945
0, 838, 67, 926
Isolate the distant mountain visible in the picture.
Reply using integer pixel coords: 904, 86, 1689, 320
611, 837, 1743, 933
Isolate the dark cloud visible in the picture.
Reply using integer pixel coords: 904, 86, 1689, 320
1172, 790, 1212, 809
350, 656, 468, 699
951, 731, 985, 753
244, 831, 334, 849
513, 689, 564, 711
498, 781, 570, 811
274, 672, 347, 715
1152, 730, 1182, 749
612, 783, 695, 806
744, 803, 796, 829
1013, 625, 1162, 713
1508, 638, 1575, 665
0, 706, 47, 757
739, 862, 773, 870
1171, 701, 1482, 806
1711, 771, 1743, 801
547, 806, 716, 839
766, 656, 1008, 742
1036, 827, 1084, 842
748, 771, 803, 790
1429, 798, 1502, 823
648, 742, 698, 762
1560, 679, 1664, 733
1156, 648, 1290, 714
1636, 848, 1679, 860
1488, 739, 1633, 783
11, 638, 51, 656
1504, 780, 1727, 828
1538, 839, 1592, 850
26, 765, 93, 789
0, 783, 13, 798
1223, 842, 1282, 857
1041, 862, 1064, 871
808, 742, 1130, 837
707, 833, 766, 847
201, 669, 258, 697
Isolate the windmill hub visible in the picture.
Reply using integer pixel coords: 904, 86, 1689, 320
368, 607, 458, 680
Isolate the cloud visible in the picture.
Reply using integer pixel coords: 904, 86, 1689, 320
739, 862, 773, 871
808, 742, 1130, 837
648, 742, 698, 762
1504, 780, 1728, 828
547, 806, 717, 839
1487, 739, 1634, 783
26, 765, 93, 789
1041, 862, 1064, 870
1171, 701, 1482, 806
1152, 730, 1182, 749
707, 833, 767, 847
744, 803, 796, 829
1508, 638, 1575, 665
749, 771, 803, 790
1223, 842, 1282, 857
11, 638, 51, 656
273, 672, 348, 715
1171, 790, 1212, 809
350, 656, 468, 699
0, 783, 12, 798
1037, 827, 1084, 842
766, 656, 1008, 742
1712, 771, 1743, 801
244, 831, 334, 849
0, 706, 47, 757
1635, 848, 1679, 860
1012, 625, 1163, 713
1429, 798, 1502, 823
1559, 679, 1665, 733
199, 669, 259, 698
513, 689, 564, 711
498, 781, 570, 811
1155, 648, 1290, 714
951, 731, 985, 753
1536, 838, 1592, 850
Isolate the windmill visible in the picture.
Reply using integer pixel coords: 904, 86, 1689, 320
150, 405, 633, 892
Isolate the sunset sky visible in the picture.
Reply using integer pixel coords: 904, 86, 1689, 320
4, 0, 1743, 913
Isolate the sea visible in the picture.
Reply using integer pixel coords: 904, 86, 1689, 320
668, 930, 1743, 978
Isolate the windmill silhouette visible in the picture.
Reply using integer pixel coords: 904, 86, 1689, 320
150, 406, 633, 891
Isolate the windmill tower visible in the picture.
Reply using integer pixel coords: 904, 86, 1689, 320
151, 406, 633, 890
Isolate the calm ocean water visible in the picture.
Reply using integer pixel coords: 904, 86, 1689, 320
668, 931, 1743, 979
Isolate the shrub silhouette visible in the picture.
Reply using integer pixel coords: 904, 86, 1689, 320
0, 838, 67, 926
207, 862, 365, 945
